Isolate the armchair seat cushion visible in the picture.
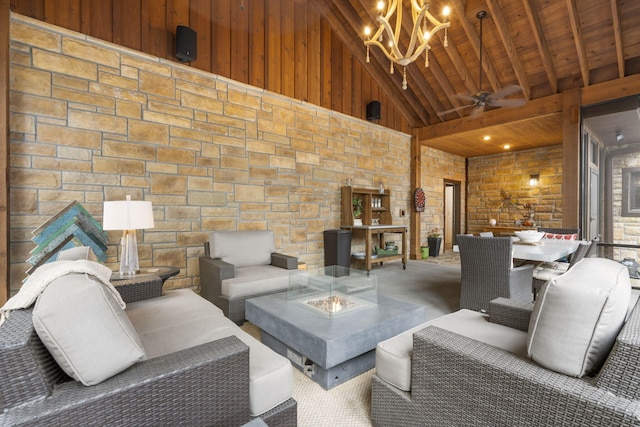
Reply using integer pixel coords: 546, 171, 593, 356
126, 289, 292, 417
376, 309, 527, 391
528, 258, 631, 378
222, 265, 291, 299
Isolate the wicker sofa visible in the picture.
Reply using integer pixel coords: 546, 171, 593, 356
371, 258, 640, 426
199, 230, 298, 324
0, 273, 297, 426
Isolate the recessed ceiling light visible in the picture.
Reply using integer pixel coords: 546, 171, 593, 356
503, 144, 511, 149
483, 135, 491, 141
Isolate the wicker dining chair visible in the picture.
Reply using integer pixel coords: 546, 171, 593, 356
457, 235, 534, 312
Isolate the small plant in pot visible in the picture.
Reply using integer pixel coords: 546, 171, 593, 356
427, 228, 442, 257
352, 196, 364, 226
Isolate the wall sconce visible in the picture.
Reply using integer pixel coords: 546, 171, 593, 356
529, 174, 539, 187
103, 195, 154, 275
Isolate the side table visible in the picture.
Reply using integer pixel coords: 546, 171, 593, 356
110, 266, 180, 284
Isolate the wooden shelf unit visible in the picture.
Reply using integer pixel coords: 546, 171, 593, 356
341, 186, 392, 226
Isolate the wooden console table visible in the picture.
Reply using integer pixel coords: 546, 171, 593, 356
341, 225, 407, 272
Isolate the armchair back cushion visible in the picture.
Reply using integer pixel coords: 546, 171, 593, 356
210, 230, 276, 267
33, 273, 146, 386
527, 258, 630, 377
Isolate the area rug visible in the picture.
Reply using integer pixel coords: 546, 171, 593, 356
242, 260, 461, 426
241, 321, 374, 426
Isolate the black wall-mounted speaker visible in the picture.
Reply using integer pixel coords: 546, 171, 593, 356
366, 101, 381, 121
176, 26, 197, 63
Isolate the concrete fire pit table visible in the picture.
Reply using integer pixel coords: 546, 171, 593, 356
245, 266, 426, 389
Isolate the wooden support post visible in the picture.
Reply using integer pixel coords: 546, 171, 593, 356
561, 88, 581, 231
1, 0, 9, 304
410, 129, 421, 260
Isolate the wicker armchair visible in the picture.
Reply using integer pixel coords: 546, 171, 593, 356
457, 235, 534, 312
0, 275, 297, 426
371, 297, 640, 426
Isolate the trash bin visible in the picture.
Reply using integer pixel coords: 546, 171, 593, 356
323, 229, 352, 270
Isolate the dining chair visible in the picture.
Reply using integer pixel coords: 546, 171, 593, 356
457, 235, 534, 312
532, 239, 597, 298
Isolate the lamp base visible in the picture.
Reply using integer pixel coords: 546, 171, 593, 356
119, 230, 140, 275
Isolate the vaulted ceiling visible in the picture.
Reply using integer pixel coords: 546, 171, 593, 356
322, 0, 640, 156
324, 0, 640, 126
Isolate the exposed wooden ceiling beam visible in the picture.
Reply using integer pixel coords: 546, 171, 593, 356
436, 32, 479, 97
610, 0, 625, 78
565, 0, 590, 86
313, 0, 425, 125
485, 0, 531, 100
416, 93, 563, 140
522, 0, 558, 93
449, 0, 501, 93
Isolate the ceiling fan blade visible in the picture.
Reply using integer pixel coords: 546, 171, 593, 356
488, 98, 527, 108
454, 93, 476, 103
437, 104, 473, 118
491, 85, 524, 99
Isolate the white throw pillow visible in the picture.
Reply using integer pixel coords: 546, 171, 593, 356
33, 273, 146, 386
527, 258, 630, 378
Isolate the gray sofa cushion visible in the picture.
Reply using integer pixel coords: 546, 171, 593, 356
126, 289, 292, 416
33, 273, 145, 386
210, 230, 276, 267
376, 309, 528, 391
527, 258, 631, 378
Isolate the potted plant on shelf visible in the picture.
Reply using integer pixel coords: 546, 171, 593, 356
352, 196, 364, 226
427, 228, 442, 257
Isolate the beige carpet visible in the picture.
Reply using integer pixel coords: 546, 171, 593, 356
242, 322, 374, 426
242, 258, 461, 426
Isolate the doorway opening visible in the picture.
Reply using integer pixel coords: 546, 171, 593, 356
444, 180, 461, 252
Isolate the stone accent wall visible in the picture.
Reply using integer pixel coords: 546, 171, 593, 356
8, 14, 411, 294
467, 145, 564, 234
419, 146, 466, 248
611, 147, 640, 261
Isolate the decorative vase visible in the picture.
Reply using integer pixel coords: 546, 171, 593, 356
427, 237, 442, 257
420, 246, 429, 259
354, 218, 362, 226
489, 218, 497, 226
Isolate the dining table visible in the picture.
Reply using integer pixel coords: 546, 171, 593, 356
512, 238, 583, 263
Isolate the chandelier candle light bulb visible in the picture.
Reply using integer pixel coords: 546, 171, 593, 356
364, 0, 451, 90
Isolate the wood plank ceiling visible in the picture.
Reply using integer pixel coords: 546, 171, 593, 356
10, 0, 640, 157
321, 0, 640, 156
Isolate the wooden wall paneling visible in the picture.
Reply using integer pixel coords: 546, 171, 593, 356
213, 0, 232, 78
166, 0, 189, 32
331, 32, 343, 113
1, 0, 9, 304
266, 0, 281, 93
294, 0, 308, 102
189, 0, 211, 73
342, 42, 353, 116
248, 0, 265, 89
143, 0, 170, 60
88, 0, 113, 42
280, 0, 295, 98
361, 68, 371, 121
320, 19, 332, 109
232, 1, 249, 84
113, 0, 142, 52
353, 60, 363, 121
12, 0, 44, 20
44, 0, 81, 32
306, 5, 321, 105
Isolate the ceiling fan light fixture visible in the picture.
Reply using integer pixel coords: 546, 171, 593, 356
364, 0, 451, 90
616, 130, 626, 142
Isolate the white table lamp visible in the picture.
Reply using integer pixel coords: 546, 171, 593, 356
103, 195, 154, 275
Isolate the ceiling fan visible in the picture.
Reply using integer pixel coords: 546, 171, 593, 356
439, 11, 527, 119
